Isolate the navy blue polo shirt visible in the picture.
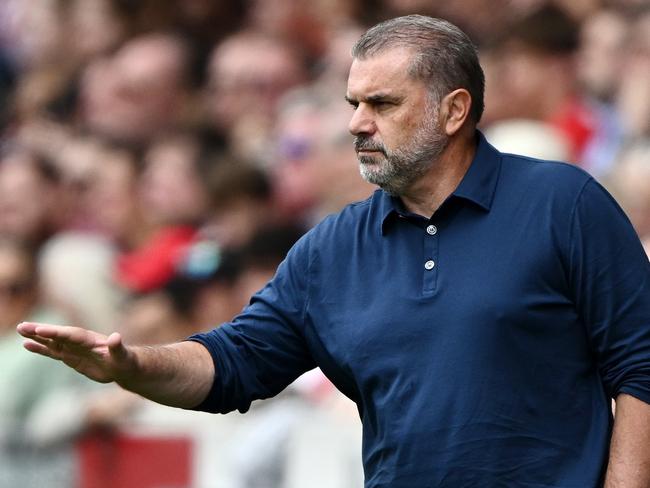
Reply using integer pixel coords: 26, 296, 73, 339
189, 132, 650, 487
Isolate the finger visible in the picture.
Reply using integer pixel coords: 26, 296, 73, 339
23, 340, 63, 360
18, 322, 75, 341
33, 324, 84, 340
16, 321, 41, 337
33, 324, 105, 348
26, 335, 56, 348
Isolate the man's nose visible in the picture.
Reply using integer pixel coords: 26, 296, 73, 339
348, 104, 376, 136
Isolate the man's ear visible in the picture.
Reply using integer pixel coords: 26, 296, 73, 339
439, 89, 472, 136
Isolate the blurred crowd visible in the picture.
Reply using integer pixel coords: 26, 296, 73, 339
0, 0, 648, 487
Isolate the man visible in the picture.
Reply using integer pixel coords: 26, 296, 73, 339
18, 15, 650, 487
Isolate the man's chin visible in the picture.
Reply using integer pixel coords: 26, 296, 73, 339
359, 165, 380, 184
359, 169, 399, 195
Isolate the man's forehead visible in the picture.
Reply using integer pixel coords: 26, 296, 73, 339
346, 48, 416, 98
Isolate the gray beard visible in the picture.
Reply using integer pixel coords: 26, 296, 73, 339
356, 108, 449, 196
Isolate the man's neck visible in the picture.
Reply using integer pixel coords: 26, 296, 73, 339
399, 133, 477, 218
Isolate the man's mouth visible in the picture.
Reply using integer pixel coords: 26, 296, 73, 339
354, 137, 385, 156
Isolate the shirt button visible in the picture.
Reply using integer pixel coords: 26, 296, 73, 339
426, 225, 437, 235
424, 260, 435, 270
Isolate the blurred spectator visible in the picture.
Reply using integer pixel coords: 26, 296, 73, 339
64, 0, 128, 63
39, 232, 122, 334
615, 10, 650, 139
10, 0, 128, 123
0, 239, 43, 340
578, 9, 628, 105
235, 224, 307, 302
482, 5, 596, 163
115, 225, 197, 294
203, 156, 275, 248
381, 0, 516, 41
2, 0, 72, 124
81, 138, 147, 247
50, 134, 113, 231
174, 0, 247, 46
139, 131, 214, 228
552, 0, 602, 22
120, 290, 197, 346
0, 1, 63, 68
0, 238, 82, 487
0, 146, 60, 247
116, 131, 223, 294
205, 31, 307, 163
170, 240, 244, 329
244, 0, 347, 64
9, 130, 141, 236
609, 0, 650, 12
606, 141, 650, 241
314, 24, 365, 88
80, 32, 196, 144
272, 87, 375, 222
576, 8, 629, 174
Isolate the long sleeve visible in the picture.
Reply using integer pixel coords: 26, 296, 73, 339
187, 232, 317, 414
568, 178, 650, 403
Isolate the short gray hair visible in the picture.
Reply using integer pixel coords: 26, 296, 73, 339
352, 15, 485, 124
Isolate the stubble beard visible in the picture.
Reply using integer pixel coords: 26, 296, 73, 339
355, 102, 449, 196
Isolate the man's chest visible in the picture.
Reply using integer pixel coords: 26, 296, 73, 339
304, 211, 587, 401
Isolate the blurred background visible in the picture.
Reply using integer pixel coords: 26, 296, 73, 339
0, 0, 648, 487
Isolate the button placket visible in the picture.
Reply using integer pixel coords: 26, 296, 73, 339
422, 222, 439, 295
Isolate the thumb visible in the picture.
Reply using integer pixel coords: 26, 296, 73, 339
106, 332, 129, 361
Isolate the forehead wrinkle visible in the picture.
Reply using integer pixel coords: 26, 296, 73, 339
347, 49, 415, 96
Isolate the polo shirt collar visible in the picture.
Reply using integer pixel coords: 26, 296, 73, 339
379, 131, 502, 235
451, 130, 501, 211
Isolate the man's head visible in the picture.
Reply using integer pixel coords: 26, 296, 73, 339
351, 15, 484, 125
346, 15, 484, 196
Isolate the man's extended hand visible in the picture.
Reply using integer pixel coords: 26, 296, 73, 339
17, 322, 137, 384
16, 321, 214, 409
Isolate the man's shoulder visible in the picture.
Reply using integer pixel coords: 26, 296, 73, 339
500, 151, 592, 186
497, 152, 594, 204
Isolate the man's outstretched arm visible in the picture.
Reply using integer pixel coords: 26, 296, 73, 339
16, 322, 214, 409
604, 393, 650, 488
